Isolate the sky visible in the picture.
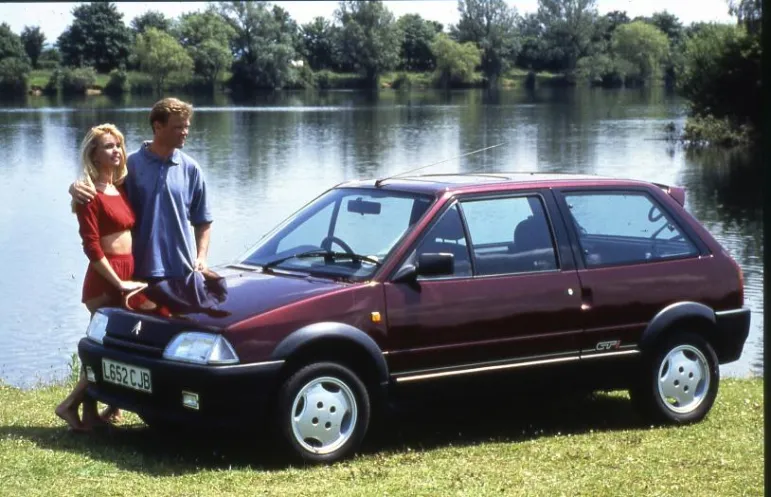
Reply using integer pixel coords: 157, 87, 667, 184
1, 1, 736, 43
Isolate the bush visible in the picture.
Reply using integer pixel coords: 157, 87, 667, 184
682, 114, 755, 147
283, 64, 315, 89
576, 55, 631, 88
431, 34, 481, 88
103, 68, 130, 96
312, 70, 366, 89
37, 59, 58, 70
128, 71, 154, 94
680, 24, 760, 137
0, 58, 30, 96
314, 69, 333, 89
390, 72, 411, 90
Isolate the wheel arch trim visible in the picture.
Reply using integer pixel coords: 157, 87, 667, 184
640, 301, 716, 350
271, 322, 389, 385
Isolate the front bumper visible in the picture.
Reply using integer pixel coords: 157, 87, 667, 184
78, 338, 284, 428
714, 307, 751, 363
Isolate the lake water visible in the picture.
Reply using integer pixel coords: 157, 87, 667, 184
0, 87, 762, 388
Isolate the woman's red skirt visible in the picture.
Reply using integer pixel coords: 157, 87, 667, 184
81, 253, 147, 308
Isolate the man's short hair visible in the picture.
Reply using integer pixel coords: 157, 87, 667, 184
149, 97, 193, 130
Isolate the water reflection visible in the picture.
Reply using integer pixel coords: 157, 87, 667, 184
0, 87, 762, 386
678, 146, 764, 377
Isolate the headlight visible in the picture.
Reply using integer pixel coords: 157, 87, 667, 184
163, 332, 239, 365
86, 312, 109, 344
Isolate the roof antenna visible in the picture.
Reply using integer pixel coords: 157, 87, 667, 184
375, 142, 506, 187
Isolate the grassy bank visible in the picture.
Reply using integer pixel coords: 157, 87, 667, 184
0, 378, 762, 496
25, 67, 564, 95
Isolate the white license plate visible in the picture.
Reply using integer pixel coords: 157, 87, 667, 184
102, 358, 152, 393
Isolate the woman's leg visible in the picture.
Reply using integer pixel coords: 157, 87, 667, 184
54, 368, 88, 431
77, 295, 113, 429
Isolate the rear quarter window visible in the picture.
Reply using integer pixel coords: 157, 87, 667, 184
564, 191, 699, 267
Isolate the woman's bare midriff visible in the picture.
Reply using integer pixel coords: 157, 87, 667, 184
101, 229, 133, 256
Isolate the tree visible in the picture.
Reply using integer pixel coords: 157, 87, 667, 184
593, 10, 630, 50
219, 1, 298, 91
647, 11, 684, 45
130, 10, 172, 35
397, 14, 441, 71
0, 24, 30, 96
611, 21, 670, 82
272, 5, 304, 55
301, 17, 340, 70
177, 10, 235, 88
20, 26, 45, 68
432, 33, 481, 87
57, 2, 132, 72
452, 0, 520, 86
335, 0, 401, 86
516, 13, 549, 70
537, 0, 599, 73
0, 23, 28, 61
680, 23, 760, 132
729, 0, 761, 34
0, 57, 30, 96
134, 27, 193, 94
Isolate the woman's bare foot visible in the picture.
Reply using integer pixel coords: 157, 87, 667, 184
100, 406, 123, 424
55, 405, 87, 432
81, 409, 108, 431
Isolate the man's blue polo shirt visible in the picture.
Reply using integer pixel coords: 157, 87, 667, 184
124, 142, 212, 278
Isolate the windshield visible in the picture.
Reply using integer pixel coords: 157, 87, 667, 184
242, 188, 434, 281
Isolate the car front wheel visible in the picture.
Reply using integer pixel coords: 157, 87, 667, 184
631, 331, 719, 424
277, 362, 370, 463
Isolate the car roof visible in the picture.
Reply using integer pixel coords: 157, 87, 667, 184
336, 172, 657, 196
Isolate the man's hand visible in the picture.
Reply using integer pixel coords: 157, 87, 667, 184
195, 257, 208, 272
70, 180, 97, 204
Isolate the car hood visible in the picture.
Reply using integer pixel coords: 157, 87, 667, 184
133, 266, 347, 330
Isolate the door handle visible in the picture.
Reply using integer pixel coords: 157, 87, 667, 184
581, 287, 593, 311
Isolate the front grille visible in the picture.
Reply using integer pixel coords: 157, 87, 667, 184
103, 336, 164, 357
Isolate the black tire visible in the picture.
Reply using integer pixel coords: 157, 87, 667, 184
276, 362, 370, 464
630, 331, 719, 424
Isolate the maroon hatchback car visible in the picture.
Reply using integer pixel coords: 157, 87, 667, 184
78, 173, 750, 463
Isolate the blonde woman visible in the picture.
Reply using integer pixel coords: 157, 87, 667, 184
55, 124, 147, 432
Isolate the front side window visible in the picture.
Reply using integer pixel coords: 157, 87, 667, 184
564, 191, 698, 267
243, 188, 433, 281
413, 205, 472, 279
460, 195, 558, 275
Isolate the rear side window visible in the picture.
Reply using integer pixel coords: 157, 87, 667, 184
460, 196, 558, 275
564, 191, 698, 267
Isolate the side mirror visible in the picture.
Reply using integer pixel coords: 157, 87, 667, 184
391, 253, 455, 284
417, 252, 454, 277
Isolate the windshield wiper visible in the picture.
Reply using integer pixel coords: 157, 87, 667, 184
262, 250, 382, 271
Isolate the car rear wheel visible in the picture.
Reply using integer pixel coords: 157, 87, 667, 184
277, 362, 370, 463
631, 331, 719, 424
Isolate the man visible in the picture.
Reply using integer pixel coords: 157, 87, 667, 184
71, 97, 213, 280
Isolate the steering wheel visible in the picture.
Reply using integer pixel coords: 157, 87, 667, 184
648, 205, 664, 223
320, 236, 354, 254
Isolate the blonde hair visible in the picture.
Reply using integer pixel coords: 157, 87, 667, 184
149, 97, 193, 131
71, 123, 128, 212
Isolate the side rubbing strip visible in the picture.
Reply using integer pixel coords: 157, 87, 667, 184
580, 350, 640, 360
395, 356, 579, 383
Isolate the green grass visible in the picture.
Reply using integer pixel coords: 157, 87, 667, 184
0, 378, 762, 496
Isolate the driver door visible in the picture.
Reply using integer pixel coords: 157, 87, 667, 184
383, 195, 584, 378
554, 188, 704, 356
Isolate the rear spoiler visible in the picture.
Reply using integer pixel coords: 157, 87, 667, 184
652, 182, 686, 206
